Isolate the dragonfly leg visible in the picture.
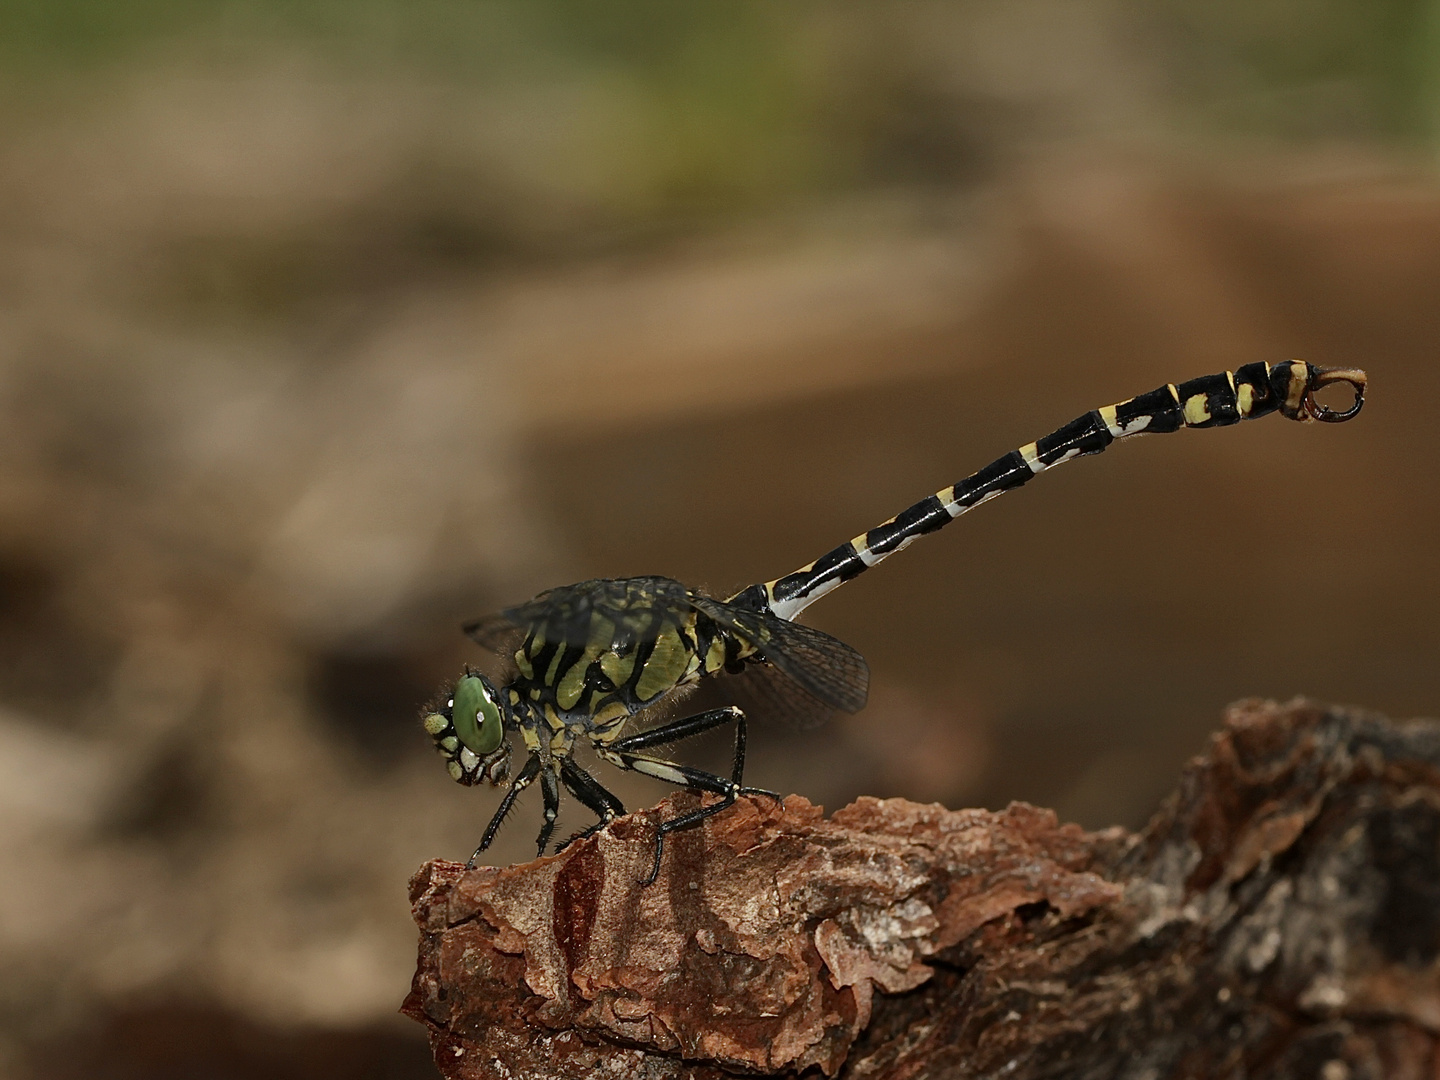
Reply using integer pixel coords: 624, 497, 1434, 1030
534, 763, 561, 856
598, 741, 771, 885
468, 752, 542, 868
608, 706, 779, 798
555, 755, 626, 850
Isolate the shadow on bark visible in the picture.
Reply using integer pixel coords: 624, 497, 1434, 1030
402, 698, 1440, 1079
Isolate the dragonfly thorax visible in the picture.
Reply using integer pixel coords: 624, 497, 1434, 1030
501, 578, 747, 735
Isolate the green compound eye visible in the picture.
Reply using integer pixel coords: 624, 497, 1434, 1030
451, 674, 504, 755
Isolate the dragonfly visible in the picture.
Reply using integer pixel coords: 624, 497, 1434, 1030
422, 360, 1365, 882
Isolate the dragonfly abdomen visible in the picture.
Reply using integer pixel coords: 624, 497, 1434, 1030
740, 361, 1365, 621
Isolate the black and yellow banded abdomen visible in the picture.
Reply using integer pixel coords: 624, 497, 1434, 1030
736, 361, 1365, 621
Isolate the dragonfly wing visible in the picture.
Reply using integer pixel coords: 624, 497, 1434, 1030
459, 589, 584, 663
463, 585, 601, 651
470, 577, 693, 650
712, 658, 848, 731
689, 596, 870, 715
753, 615, 870, 714
462, 610, 526, 650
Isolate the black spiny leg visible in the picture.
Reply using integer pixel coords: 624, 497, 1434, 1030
609, 706, 777, 797
535, 764, 561, 856
555, 755, 626, 850
625, 757, 741, 885
469, 753, 542, 868
600, 707, 778, 885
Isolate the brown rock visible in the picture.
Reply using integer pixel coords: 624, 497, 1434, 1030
403, 699, 1440, 1078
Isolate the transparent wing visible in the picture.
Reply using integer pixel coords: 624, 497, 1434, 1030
467, 578, 692, 654
462, 587, 605, 653
461, 610, 527, 651
688, 596, 870, 715
718, 657, 851, 731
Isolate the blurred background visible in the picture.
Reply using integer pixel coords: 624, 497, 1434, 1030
1, 1, 1437, 1076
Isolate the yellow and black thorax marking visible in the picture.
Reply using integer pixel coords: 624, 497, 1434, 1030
505, 577, 752, 747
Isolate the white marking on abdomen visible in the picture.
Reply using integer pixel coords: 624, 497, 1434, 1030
769, 573, 843, 620
939, 484, 995, 517
1106, 407, 1152, 436
851, 535, 881, 567
889, 532, 921, 555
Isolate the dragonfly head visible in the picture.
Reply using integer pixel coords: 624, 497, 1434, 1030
422, 672, 511, 787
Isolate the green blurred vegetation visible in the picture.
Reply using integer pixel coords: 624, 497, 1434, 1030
1141, 0, 1440, 139
3, 0, 1438, 307
0, 2, 832, 209
4, 0, 1438, 149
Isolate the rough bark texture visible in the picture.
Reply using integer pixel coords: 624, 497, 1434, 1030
402, 699, 1440, 1078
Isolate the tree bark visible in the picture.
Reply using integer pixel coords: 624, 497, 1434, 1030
402, 698, 1440, 1079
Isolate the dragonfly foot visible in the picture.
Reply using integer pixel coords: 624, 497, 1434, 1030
741, 786, 783, 806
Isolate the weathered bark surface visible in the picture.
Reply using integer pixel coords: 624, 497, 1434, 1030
402, 699, 1440, 1078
